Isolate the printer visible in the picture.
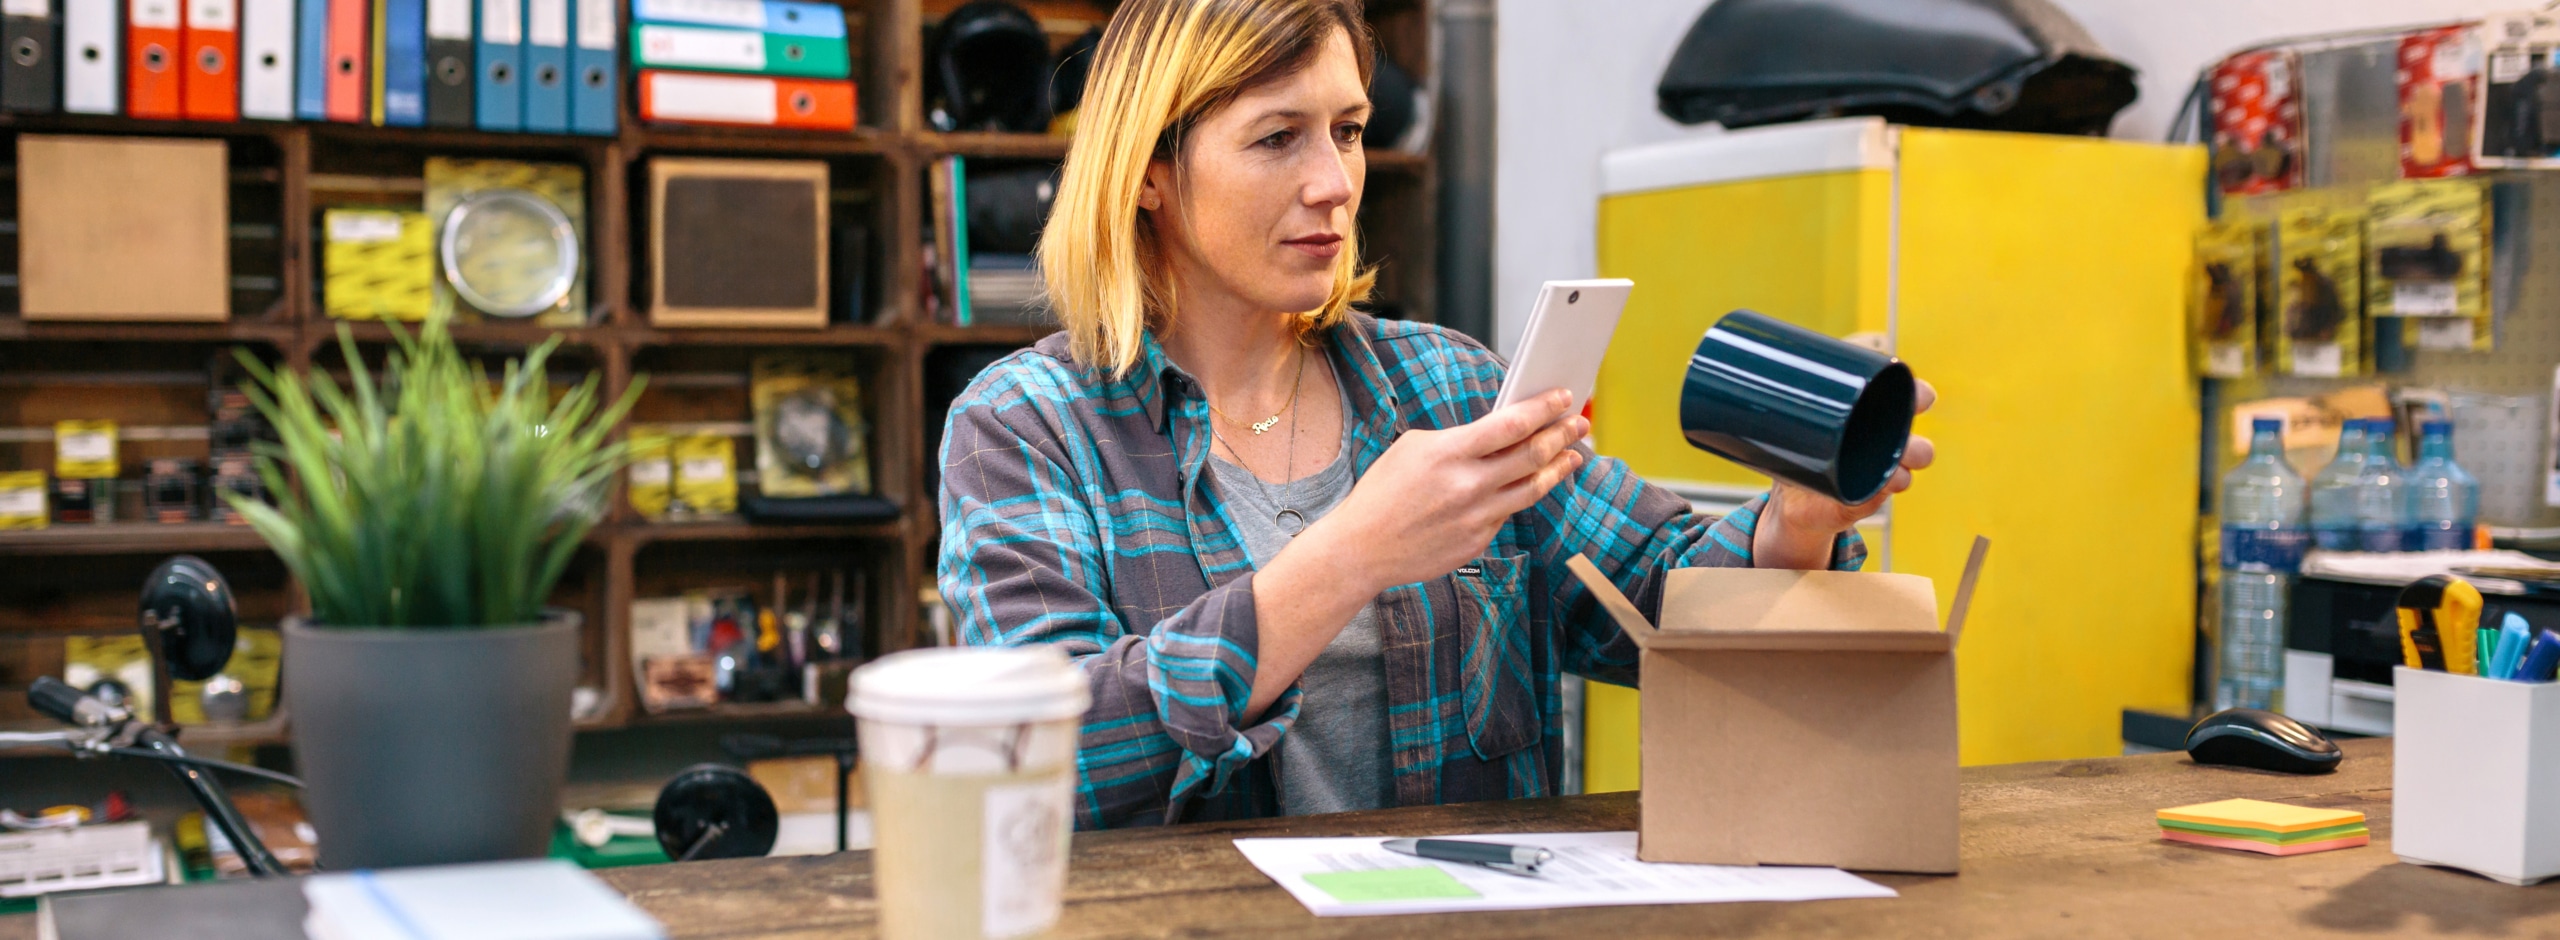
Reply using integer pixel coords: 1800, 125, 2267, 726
2283, 550, 2560, 735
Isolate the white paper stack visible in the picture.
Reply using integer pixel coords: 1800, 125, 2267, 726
1233, 831, 1896, 917
0, 821, 164, 898
302, 859, 665, 940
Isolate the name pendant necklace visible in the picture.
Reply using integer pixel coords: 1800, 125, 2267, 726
1209, 345, 1309, 536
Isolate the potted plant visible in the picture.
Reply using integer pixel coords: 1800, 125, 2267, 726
226, 322, 640, 869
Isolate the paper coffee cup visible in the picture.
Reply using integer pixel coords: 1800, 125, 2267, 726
850, 647, 1090, 940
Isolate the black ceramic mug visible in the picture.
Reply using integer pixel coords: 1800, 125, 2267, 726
1679, 310, 1916, 505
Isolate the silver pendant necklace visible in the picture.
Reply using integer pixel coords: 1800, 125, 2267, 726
1210, 347, 1310, 536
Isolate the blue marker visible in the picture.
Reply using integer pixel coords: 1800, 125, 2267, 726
2518, 628, 2560, 684
2489, 613, 2534, 681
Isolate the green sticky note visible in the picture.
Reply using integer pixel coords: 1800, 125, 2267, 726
1304, 866, 1481, 903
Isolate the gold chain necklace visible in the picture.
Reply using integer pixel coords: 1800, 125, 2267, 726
1207, 349, 1312, 535
1205, 346, 1306, 435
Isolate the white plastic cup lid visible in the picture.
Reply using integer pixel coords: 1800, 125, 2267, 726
848, 646, 1091, 726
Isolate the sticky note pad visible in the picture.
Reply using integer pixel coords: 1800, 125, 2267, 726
1304, 866, 1481, 904
2156, 799, 2366, 834
2162, 829, 2370, 856
2159, 819, 2368, 844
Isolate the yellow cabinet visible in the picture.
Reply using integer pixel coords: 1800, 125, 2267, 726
1584, 119, 2205, 783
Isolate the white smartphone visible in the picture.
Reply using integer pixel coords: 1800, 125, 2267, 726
1493, 278, 1636, 411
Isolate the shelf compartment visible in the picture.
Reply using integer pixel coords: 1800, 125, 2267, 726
922, 131, 1072, 160
0, 522, 272, 556
627, 324, 902, 348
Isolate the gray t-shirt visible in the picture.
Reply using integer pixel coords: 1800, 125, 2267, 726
1205, 414, 1393, 816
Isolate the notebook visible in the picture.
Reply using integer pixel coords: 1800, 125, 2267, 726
303, 859, 664, 940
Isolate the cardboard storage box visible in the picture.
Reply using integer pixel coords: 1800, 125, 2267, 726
1566, 537, 1987, 874
2392, 665, 2560, 885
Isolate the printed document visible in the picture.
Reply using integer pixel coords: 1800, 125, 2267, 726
1232, 831, 1896, 917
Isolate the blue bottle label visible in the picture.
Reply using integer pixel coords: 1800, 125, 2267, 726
2224, 525, 2309, 572
2357, 526, 2407, 553
2410, 524, 2469, 551
2312, 526, 2360, 551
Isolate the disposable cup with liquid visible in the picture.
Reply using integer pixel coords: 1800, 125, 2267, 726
849, 646, 1089, 940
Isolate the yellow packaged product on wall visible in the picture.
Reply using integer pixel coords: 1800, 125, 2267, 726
2193, 219, 2259, 378
170, 627, 281, 724
2274, 207, 2363, 378
54, 420, 117, 478
2367, 178, 2491, 352
672, 432, 737, 516
63, 635, 154, 720
424, 158, 590, 328
0, 471, 47, 529
322, 209, 434, 321
627, 427, 675, 520
750, 354, 872, 498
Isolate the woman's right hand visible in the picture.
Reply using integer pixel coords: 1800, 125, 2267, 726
1306, 388, 1589, 593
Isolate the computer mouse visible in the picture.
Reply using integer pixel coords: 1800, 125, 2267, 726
2184, 708, 2342, 775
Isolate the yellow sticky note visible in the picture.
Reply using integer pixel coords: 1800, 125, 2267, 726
2157, 798, 2366, 834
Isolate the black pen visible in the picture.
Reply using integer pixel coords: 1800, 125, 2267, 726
1380, 838, 1552, 877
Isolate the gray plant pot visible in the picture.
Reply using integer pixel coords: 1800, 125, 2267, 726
283, 612, 579, 870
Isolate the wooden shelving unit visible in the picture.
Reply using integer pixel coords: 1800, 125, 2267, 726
0, 0, 1442, 746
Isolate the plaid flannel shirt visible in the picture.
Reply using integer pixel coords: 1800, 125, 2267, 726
937, 314, 1864, 829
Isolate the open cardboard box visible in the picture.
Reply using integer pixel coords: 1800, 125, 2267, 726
1566, 536, 1988, 874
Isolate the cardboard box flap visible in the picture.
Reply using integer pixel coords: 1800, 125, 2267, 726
1564, 554, 1660, 646
1946, 536, 1990, 642
1660, 567, 1947, 651
1563, 538, 1988, 653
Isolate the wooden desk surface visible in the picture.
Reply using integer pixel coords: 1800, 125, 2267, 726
9, 737, 2554, 939
592, 737, 2560, 938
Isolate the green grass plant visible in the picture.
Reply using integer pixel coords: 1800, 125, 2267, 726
223, 321, 642, 627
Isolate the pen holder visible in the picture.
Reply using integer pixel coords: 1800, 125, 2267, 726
2390, 666, 2560, 885
1679, 311, 1915, 505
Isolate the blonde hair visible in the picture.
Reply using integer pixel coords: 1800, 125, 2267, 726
1039, 0, 1377, 376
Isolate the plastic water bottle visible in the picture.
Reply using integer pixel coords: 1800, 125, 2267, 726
2405, 420, 2479, 551
2219, 417, 2306, 711
2308, 419, 2368, 551
2354, 420, 2409, 552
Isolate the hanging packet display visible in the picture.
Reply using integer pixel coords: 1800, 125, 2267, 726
2401, 25, 2484, 178
2210, 50, 2305, 196
627, 426, 674, 520
2275, 207, 2364, 378
749, 353, 872, 499
671, 431, 737, 515
2367, 178, 2491, 352
2194, 219, 2260, 378
2477, 11, 2560, 166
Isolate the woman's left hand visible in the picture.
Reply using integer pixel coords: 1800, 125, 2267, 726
1751, 378, 1937, 570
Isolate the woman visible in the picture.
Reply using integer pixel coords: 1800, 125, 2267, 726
939, 0, 1934, 829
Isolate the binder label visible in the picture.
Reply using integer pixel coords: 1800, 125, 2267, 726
481, 0, 519, 43
526, 0, 564, 45
426, 0, 468, 39
575, 0, 610, 49
3, 0, 47, 18
639, 23, 758, 69
132, 0, 178, 29
185, 0, 232, 29
649, 71, 772, 122
634, 0, 755, 30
